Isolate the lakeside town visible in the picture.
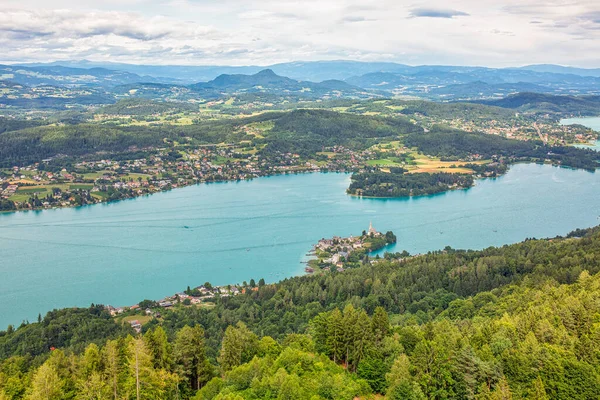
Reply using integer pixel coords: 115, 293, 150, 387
0, 144, 369, 212
106, 223, 399, 333
305, 221, 397, 273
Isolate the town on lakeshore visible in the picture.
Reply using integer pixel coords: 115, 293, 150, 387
1, 97, 598, 212
106, 222, 399, 333
306, 222, 397, 273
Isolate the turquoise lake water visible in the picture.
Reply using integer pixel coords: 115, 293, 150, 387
1, 163, 600, 328
561, 117, 600, 149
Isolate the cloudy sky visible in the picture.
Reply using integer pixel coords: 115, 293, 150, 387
1, 0, 599, 67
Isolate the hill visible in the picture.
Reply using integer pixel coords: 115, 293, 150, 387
520, 64, 600, 77
478, 92, 600, 115
0, 64, 173, 88
190, 69, 371, 99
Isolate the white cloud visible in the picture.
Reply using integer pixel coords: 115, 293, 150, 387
0, 0, 599, 67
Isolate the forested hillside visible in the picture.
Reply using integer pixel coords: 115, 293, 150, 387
404, 126, 599, 170
261, 109, 422, 157
2, 227, 600, 399
479, 92, 600, 115
0, 110, 421, 166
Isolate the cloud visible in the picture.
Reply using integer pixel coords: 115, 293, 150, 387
409, 8, 469, 19
0, 0, 599, 68
577, 11, 600, 25
340, 16, 375, 23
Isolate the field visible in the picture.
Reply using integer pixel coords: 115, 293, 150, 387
69, 184, 94, 190
366, 159, 404, 167
366, 142, 488, 174
16, 187, 47, 194
119, 314, 153, 326
408, 154, 483, 174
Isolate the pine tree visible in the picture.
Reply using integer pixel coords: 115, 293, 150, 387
82, 343, 102, 378
27, 363, 63, 400
77, 372, 110, 400
143, 326, 171, 370
326, 308, 344, 364
371, 306, 390, 344
218, 322, 258, 372
529, 376, 549, 400
103, 340, 122, 400
350, 308, 373, 372
125, 336, 178, 400
173, 325, 213, 392
490, 377, 512, 400
342, 304, 358, 368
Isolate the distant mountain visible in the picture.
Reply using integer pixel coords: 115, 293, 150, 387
21, 60, 412, 83
0, 64, 175, 87
346, 67, 600, 99
477, 92, 600, 115
267, 61, 412, 82
429, 81, 548, 100
21, 60, 263, 84
189, 69, 371, 99
15, 60, 600, 92
519, 64, 600, 78
193, 69, 299, 90
5, 60, 600, 107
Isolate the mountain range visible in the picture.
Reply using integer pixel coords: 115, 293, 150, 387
2, 60, 600, 107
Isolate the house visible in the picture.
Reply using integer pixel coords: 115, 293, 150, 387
110, 307, 124, 316
129, 320, 142, 333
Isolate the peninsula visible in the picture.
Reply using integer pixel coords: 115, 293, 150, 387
306, 223, 397, 273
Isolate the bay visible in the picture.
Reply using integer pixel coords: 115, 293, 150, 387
1, 163, 600, 328
561, 116, 600, 149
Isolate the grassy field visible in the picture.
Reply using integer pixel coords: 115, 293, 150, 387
119, 315, 153, 326
69, 184, 94, 190
91, 191, 109, 200
16, 187, 47, 194
408, 154, 486, 174
8, 194, 30, 202
366, 159, 404, 167
316, 151, 337, 159
81, 171, 151, 181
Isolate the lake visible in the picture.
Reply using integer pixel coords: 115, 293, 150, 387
561, 116, 600, 149
1, 163, 600, 328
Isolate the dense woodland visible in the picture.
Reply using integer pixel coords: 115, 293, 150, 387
260, 109, 422, 157
2, 227, 600, 398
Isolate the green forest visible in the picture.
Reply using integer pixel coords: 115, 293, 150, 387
2, 226, 600, 399
348, 170, 475, 197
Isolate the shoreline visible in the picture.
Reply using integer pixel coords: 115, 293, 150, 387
3, 163, 600, 328
0, 168, 352, 215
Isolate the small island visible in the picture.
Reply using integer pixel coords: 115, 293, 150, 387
306, 222, 397, 273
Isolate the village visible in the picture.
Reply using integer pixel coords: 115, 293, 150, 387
105, 282, 260, 333
305, 222, 397, 274
0, 144, 371, 212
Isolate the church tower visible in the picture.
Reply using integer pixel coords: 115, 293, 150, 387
368, 221, 377, 234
